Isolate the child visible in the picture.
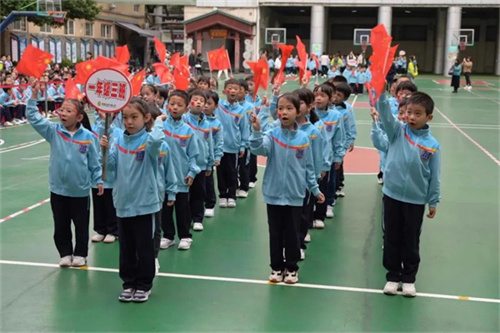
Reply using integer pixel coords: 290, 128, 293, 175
312, 84, 345, 226
214, 79, 249, 208
156, 87, 169, 113
91, 111, 122, 243
249, 92, 325, 284
203, 91, 224, 218
14, 80, 30, 123
183, 90, 214, 231
356, 66, 368, 94
236, 79, 254, 198
209, 77, 218, 92
197, 76, 211, 91
332, 82, 357, 199
342, 66, 358, 94
100, 97, 165, 302
0, 86, 18, 127
161, 90, 200, 250
141, 84, 157, 104
245, 75, 262, 188
27, 82, 103, 268
377, 92, 441, 297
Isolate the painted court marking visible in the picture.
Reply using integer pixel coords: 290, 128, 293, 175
0, 139, 4, 146
466, 89, 500, 106
0, 139, 45, 154
0, 198, 50, 224
434, 106, 500, 166
0, 259, 498, 305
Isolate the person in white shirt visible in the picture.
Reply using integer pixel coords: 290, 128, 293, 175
320, 52, 330, 77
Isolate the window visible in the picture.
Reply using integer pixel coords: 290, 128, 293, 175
85, 22, 94, 37
101, 24, 113, 38
65, 20, 75, 35
134, 5, 140, 11
13, 18, 27, 31
40, 23, 52, 33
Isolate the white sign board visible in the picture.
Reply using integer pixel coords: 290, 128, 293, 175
85, 69, 132, 113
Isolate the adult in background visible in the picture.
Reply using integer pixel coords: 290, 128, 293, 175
462, 57, 473, 90
407, 56, 419, 82
195, 53, 204, 76
450, 59, 462, 93
320, 52, 330, 77
188, 49, 197, 76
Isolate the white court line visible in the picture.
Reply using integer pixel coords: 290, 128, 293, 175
434, 106, 500, 166
21, 155, 50, 161
351, 94, 359, 107
0, 139, 4, 146
0, 139, 45, 154
355, 121, 500, 130
0, 198, 50, 224
467, 89, 500, 106
0, 259, 498, 305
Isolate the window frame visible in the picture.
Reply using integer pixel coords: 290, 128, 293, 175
85, 22, 94, 37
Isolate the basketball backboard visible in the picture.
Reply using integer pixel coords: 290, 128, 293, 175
452, 29, 475, 47
265, 28, 286, 45
353, 28, 371, 46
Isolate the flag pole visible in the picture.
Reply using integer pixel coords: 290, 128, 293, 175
102, 113, 110, 181
226, 49, 233, 78
206, 52, 213, 79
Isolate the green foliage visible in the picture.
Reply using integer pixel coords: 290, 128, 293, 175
0, 0, 101, 27
60, 58, 73, 67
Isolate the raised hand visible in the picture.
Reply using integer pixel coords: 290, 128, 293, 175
250, 113, 261, 132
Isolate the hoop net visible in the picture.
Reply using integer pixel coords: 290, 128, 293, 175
459, 41, 466, 51
47, 11, 67, 23
361, 41, 368, 52
272, 41, 279, 51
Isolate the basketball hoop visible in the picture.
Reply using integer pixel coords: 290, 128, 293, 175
47, 11, 66, 23
361, 41, 368, 52
272, 41, 279, 51
459, 41, 466, 51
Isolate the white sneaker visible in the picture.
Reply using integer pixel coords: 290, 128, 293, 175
3, 121, 13, 127
13, 118, 22, 124
284, 270, 299, 284
91, 233, 105, 242
103, 234, 116, 243
155, 258, 160, 275
313, 219, 325, 229
236, 190, 248, 198
249, 182, 256, 188
300, 249, 305, 260
377, 177, 384, 185
336, 188, 345, 197
383, 281, 400, 295
132, 290, 151, 302
59, 255, 72, 267
118, 288, 135, 302
204, 208, 215, 217
193, 222, 204, 231
326, 205, 334, 218
71, 256, 86, 267
304, 232, 311, 243
160, 238, 175, 249
227, 198, 236, 208
269, 270, 284, 283
402, 283, 417, 297
178, 238, 192, 250
219, 198, 228, 208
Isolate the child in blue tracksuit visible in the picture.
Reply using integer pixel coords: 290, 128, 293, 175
161, 90, 200, 251
91, 112, 123, 243
0, 87, 19, 125
214, 79, 249, 208
312, 84, 345, 226
377, 92, 441, 297
249, 92, 325, 284
331, 82, 357, 199
28, 83, 103, 268
183, 90, 214, 232
203, 91, 224, 217
100, 97, 165, 303
285, 56, 295, 76
356, 66, 368, 94
245, 76, 262, 187
236, 79, 254, 198
343, 66, 359, 94
14, 84, 30, 123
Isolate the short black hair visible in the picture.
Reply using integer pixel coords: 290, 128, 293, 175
293, 88, 315, 106
407, 91, 434, 115
141, 84, 157, 95
313, 84, 334, 100
330, 75, 347, 84
147, 102, 162, 120
396, 81, 418, 94
168, 90, 189, 105
206, 90, 219, 105
197, 76, 210, 85
188, 89, 207, 103
239, 79, 249, 92
277, 93, 300, 112
335, 82, 351, 100
224, 78, 240, 89
157, 87, 169, 101
323, 81, 337, 93
399, 97, 409, 109
245, 75, 254, 82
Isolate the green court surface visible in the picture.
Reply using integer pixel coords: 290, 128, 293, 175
0, 75, 499, 331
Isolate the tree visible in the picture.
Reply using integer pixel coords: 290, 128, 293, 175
0, 0, 101, 27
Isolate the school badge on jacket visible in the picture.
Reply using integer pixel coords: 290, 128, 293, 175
79, 144, 88, 154
135, 150, 145, 161
420, 150, 432, 162
179, 138, 187, 147
296, 149, 304, 159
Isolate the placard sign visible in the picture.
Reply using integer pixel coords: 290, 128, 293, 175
85, 68, 132, 113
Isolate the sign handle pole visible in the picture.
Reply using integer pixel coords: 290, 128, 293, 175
102, 113, 110, 181
44, 82, 48, 116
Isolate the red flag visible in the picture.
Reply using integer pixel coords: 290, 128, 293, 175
74, 60, 97, 84
152, 63, 173, 84
169, 52, 180, 68
311, 53, 319, 70
295, 36, 308, 69
154, 38, 166, 64
303, 70, 312, 86
207, 46, 231, 71
16, 45, 53, 79
273, 44, 294, 85
369, 24, 398, 103
130, 69, 145, 96
64, 78, 84, 101
93, 56, 129, 74
173, 68, 190, 91
247, 59, 269, 101
115, 45, 130, 64
178, 55, 191, 77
